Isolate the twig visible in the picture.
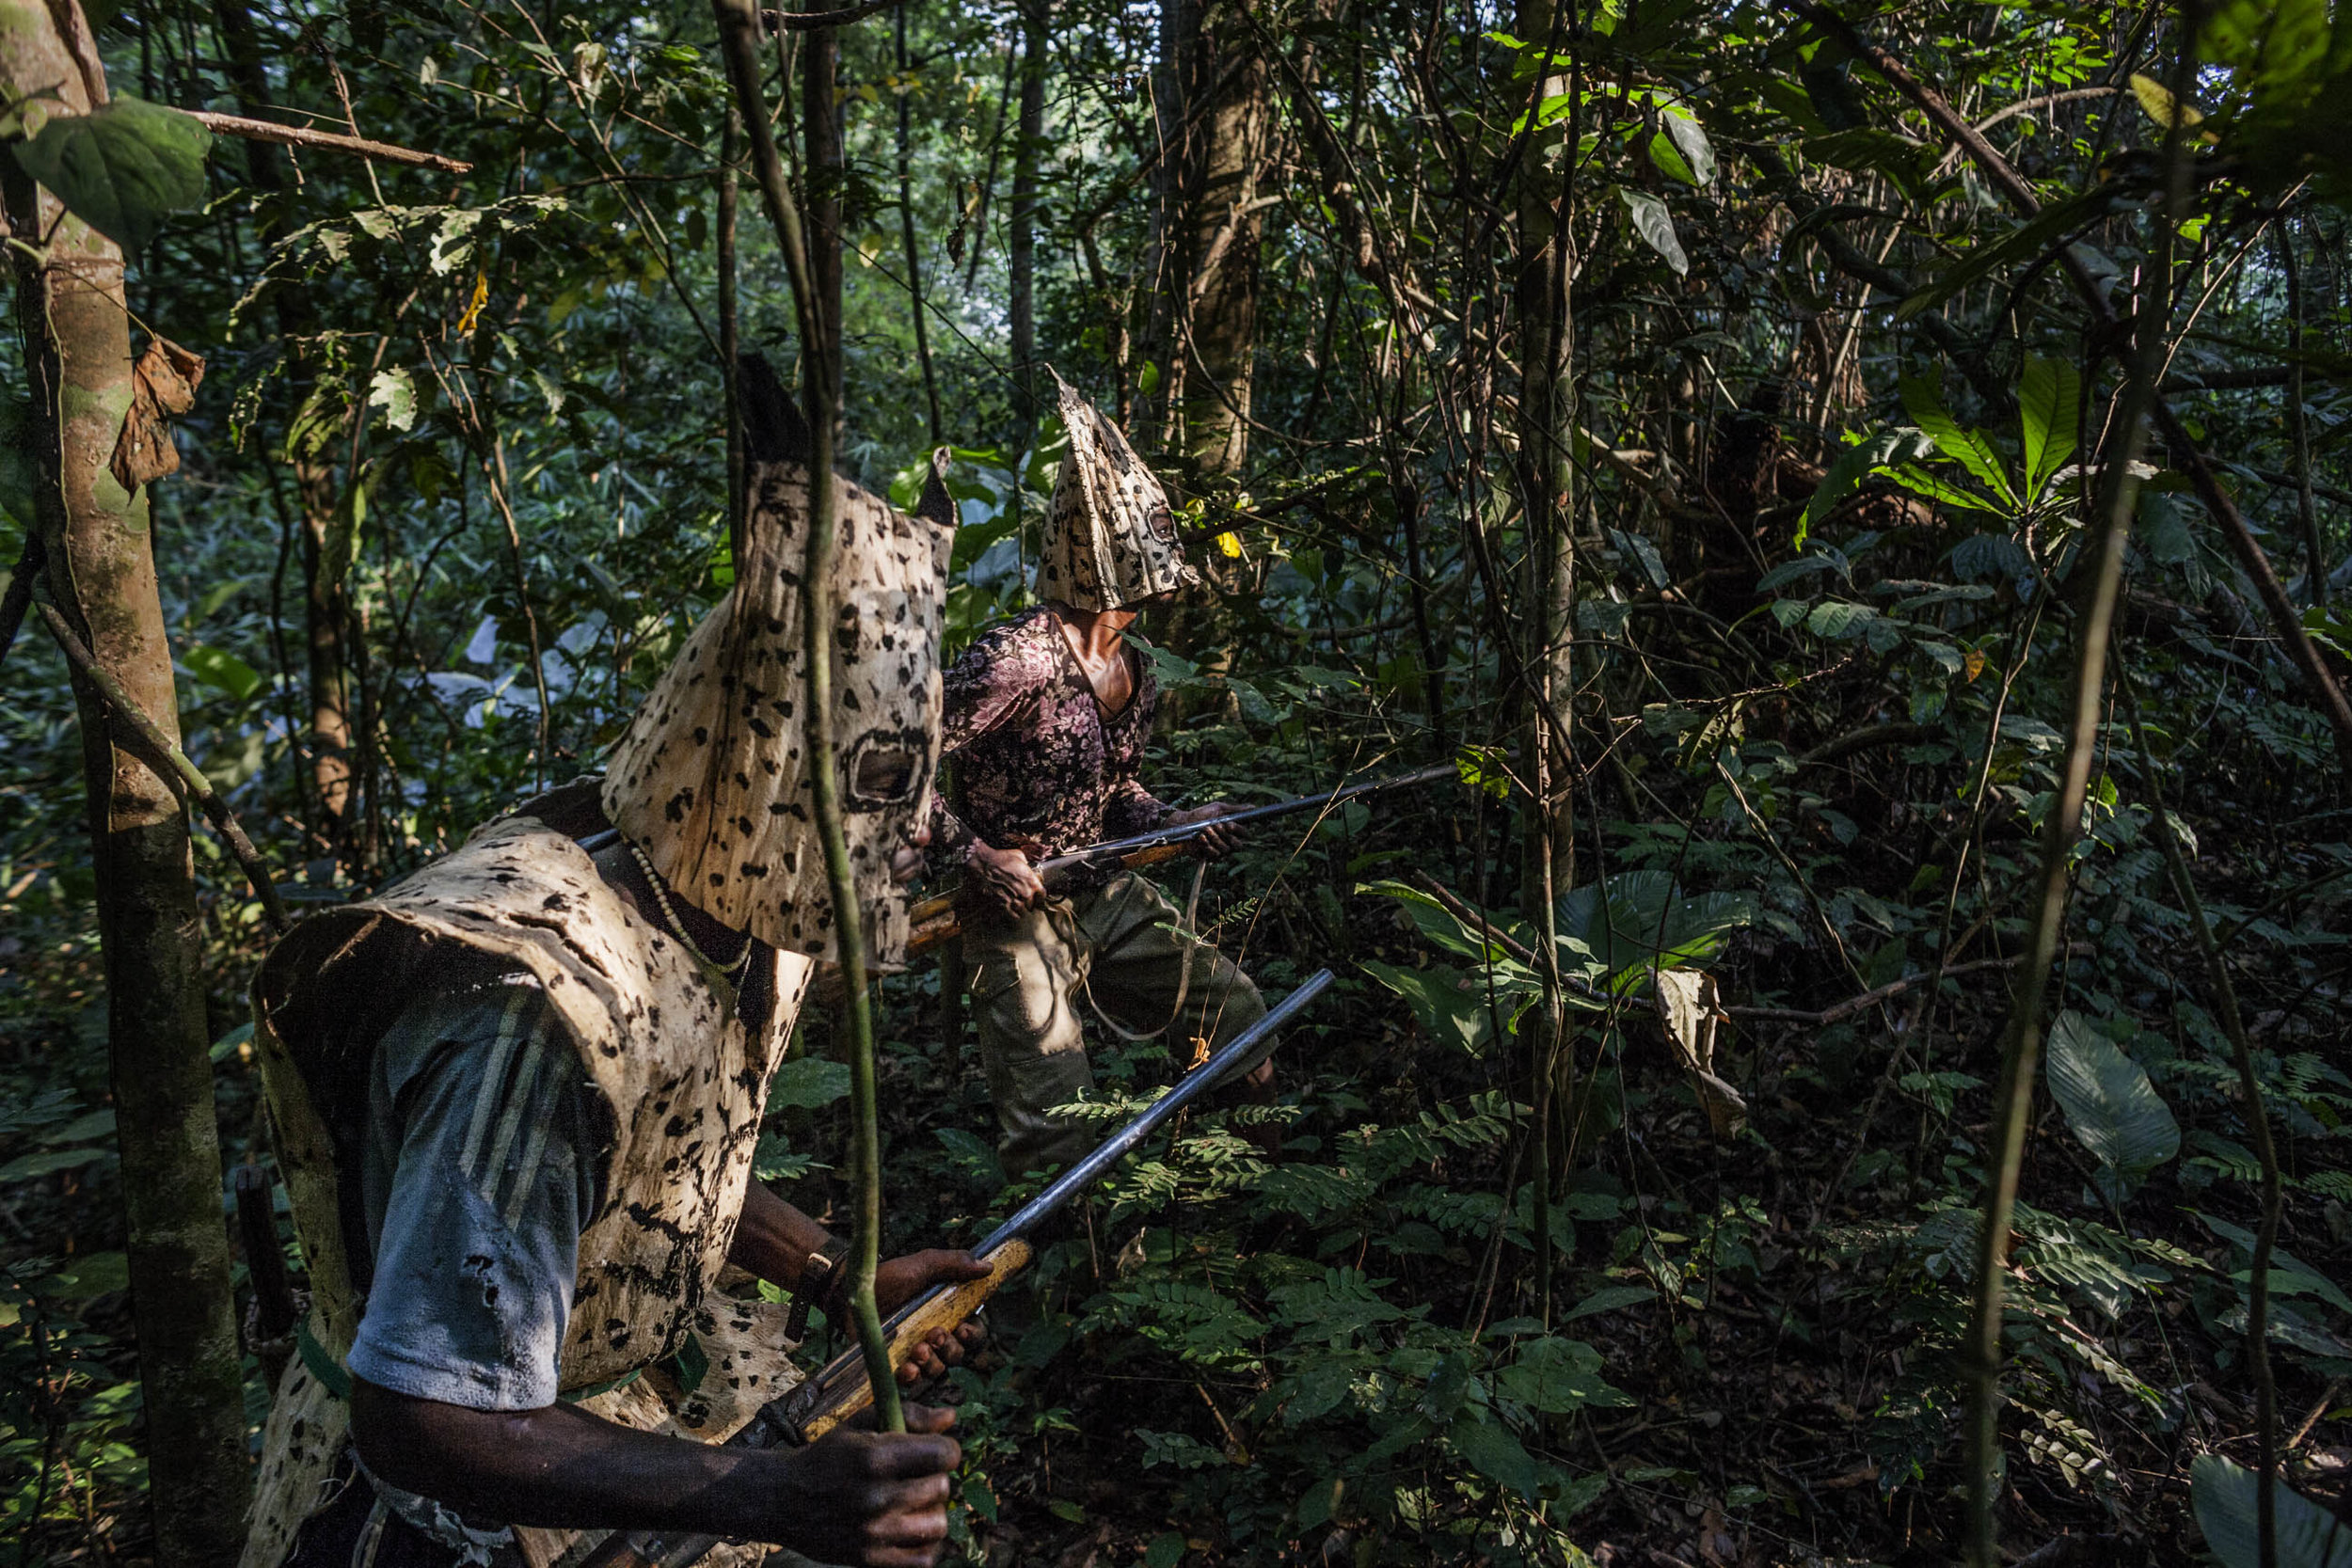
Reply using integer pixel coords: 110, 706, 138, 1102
762, 0, 897, 28
187, 111, 473, 173
717, 0, 903, 1436
2288, 1379, 2345, 1450
1730, 954, 2055, 1027
1410, 871, 1539, 967
36, 603, 288, 930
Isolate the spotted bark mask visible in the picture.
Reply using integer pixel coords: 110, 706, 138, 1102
601, 357, 955, 962
1037, 371, 1202, 611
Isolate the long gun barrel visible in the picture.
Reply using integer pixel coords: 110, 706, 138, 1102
575, 969, 1334, 1568
905, 762, 1456, 956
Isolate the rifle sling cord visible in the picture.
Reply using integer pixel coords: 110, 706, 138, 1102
1057, 860, 1209, 1049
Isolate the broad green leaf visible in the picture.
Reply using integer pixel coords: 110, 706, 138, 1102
1360, 959, 1498, 1055
2191, 1455, 2352, 1568
49, 1251, 129, 1300
1497, 1336, 1630, 1413
2199, 1212, 2352, 1315
2128, 72, 2206, 130
1661, 106, 1715, 184
1647, 130, 1699, 186
1797, 431, 1932, 546
369, 368, 419, 434
12, 96, 213, 253
182, 643, 263, 702
1805, 599, 1876, 639
1448, 1412, 1541, 1497
1877, 467, 1994, 515
1554, 869, 1755, 981
1563, 1284, 1654, 1321
1618, 188, 1687, 275
766, 1054, 850, 1112
1358, 878, 1542, 970
2018, 356, 2082, 499
0, 1146, 113, 1182
2045, 1011, 2179, 1193
1900, 377, 2016, 503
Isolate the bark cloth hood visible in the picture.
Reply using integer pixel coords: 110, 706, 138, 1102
601, 356, 958, 964
1036, 370, 1203, 612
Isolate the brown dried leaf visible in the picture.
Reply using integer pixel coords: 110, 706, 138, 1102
108, 337, 205, 493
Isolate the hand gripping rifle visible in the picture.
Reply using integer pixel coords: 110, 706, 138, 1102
576, 968, 1334, 1568
905, 761, 1457, 958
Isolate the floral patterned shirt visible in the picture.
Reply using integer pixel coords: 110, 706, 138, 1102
928, 608, 1174, 871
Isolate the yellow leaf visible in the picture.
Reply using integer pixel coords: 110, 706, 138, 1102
457, 272, 489, 335
2128, 72, 2204, 131
1216, 531, 1242, 559
1963, 646, 1987, 682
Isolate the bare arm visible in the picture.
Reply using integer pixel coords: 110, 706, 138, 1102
729, 1182, 989, 1381
350, 1382, 960, 1567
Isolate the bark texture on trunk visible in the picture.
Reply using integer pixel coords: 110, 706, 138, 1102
1166, 0, 1269, 481
803, 9, 845, 428
1008, 0, 1049, 451
1513, 41, 1575, 911
2, 2, 251, 1556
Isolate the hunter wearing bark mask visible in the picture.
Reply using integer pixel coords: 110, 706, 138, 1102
929, 372, 1279, 1180
243, 360, 980, 1568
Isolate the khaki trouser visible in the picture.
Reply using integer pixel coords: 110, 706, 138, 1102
962, 871, 1269, 1176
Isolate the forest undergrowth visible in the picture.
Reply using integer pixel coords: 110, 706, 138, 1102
5, 0, 2352, 1562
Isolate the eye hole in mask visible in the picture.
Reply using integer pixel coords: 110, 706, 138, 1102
844, 733, 929, 809
1147, 503, 1177, 542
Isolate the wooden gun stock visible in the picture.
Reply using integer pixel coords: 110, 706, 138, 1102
781, 1238, 1031, 1444
570, 1241, 1032, 1568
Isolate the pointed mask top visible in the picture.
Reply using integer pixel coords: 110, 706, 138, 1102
598, 355, 953, 962
1036, 371, 1201, 611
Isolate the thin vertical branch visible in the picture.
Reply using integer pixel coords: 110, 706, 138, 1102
2123, 671, 2281, 1568
1959, 78, 2185, 1568
721, 108, 746, 560
2278, 219, 2324, 609
716, 0, 904, 1435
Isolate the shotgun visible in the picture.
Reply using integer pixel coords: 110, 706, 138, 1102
573, 968, 1335, 1568
905, 761, 1458, 958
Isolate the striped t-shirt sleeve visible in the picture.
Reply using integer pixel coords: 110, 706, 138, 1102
347, 976, 607, 1411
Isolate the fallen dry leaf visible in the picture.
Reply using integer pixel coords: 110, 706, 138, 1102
108, 337, 205, 494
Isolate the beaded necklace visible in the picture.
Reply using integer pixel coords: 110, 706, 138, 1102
627, 842, 755, 980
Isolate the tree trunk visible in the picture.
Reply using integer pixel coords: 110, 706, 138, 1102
1510, 0, 1577, 1327
2, 3, 252, 1558
803, 6, 845, 429
1007, 0, 1049, 452
215, 0, 354, 865
897, 8, 944, 446
1513, 28, 1575, 911
1168, 0, 1269, 481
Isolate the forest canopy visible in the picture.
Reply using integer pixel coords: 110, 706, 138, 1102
3, 0, 2350, 1562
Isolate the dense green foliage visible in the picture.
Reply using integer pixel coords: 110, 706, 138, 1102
5, 0, 2351, 1561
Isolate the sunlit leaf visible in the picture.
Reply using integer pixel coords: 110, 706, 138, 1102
1618, 188, 1687, 275
2045, 1011, 2178, 1196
